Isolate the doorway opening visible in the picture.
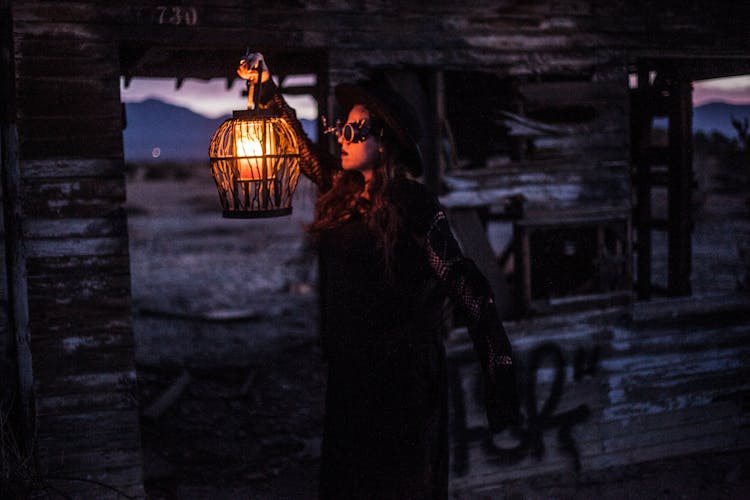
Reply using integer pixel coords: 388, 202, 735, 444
119, 46, 329, 494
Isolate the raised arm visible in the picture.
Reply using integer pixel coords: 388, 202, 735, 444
263, 80, 336, 192
238, 52, 337, 192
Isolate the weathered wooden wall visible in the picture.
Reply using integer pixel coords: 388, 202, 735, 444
9, 1, 143, 497
447, 304, 750, 496
5, 0, 750, 496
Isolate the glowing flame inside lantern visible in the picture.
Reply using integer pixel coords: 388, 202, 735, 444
209, 112, 300, 218
234, 120, 276, 181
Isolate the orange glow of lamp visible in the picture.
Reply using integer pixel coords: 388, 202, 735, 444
209, 57, 300, 218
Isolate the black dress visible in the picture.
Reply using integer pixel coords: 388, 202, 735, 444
316, 179, 518, 500
266, 89, 518, 499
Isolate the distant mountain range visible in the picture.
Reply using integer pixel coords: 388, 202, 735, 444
693, 102, 750, 138
123, 99, 317, 161
123, 99, 750, 161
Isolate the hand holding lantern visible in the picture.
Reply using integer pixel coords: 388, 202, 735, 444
237, 52, 271, 110
237, 52, 270, 83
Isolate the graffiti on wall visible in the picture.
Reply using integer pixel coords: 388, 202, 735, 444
451, 342, 600, 476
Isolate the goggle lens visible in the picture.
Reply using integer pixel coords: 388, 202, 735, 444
322, 117, 381, 143
342, 122, 362, 142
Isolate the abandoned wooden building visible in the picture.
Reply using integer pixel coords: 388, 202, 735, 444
1, 1, 749, 497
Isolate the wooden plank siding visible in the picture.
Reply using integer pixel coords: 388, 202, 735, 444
10, 1, 143, 497
447, 311, 750, 495
441, 159, 632, 213
5, 0, 750, 497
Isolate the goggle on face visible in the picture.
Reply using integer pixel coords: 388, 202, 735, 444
322, 116, 383, 144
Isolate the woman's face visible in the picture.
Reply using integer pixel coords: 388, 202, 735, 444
339, 105, 381, 180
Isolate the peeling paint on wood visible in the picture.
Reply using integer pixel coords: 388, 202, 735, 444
25, 236, 128, 258
24, 214, 127, 239
449, 314, 750, 491
0, 123, 34, 442
21, 158, 124, 178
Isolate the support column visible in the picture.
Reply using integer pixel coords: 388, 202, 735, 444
667, 76, 693, 295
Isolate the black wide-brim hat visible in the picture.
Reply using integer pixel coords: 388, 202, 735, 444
335, 81, 424, 177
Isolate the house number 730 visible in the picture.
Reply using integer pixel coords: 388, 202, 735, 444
157, 6, 198, 25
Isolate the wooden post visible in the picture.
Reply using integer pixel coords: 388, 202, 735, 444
633, 67, 652, 299
667, 75, 693, 295
0, 4, 34, 451
516, 225, 532, 314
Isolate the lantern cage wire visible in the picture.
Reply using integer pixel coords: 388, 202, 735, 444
209, 109, 301, 218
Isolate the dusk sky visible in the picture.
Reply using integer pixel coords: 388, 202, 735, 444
120, 76, 318, 119
120, 74, 750, 120
693, 75, 750, 106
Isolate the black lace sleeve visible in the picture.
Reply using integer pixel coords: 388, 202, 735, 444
424, 207, 520, 432
260, 81, 337, 192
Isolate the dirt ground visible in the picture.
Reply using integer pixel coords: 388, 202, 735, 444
126, 161, 750, 499
128, 165, 325, 498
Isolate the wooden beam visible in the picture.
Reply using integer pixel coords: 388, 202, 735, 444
0, 123, 34, 448
667, 76, 693, 296
632, 67, 652, 299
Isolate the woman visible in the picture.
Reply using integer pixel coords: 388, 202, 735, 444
240, 54, 519, 499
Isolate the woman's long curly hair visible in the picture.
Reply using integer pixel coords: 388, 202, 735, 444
308, 118, 407, 275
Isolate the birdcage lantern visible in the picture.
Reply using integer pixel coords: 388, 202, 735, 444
209, 62, 300, 218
